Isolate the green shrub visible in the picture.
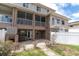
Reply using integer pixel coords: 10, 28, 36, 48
0, 41, 14, 56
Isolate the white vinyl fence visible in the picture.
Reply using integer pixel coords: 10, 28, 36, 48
0, 29, 6, 42
51, 32, 79, 45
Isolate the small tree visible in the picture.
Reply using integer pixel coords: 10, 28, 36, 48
0, 41, 14, 56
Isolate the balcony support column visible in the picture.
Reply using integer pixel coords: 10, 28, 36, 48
45, 16, 50, 41
12, 8, 18, 42
12, 8, 17, 26
32, 13, 35, 41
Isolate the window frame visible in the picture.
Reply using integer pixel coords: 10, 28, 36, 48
17, 11, 25, 19
62, 20, 65, 25
23, 3, 29, 8
37, 6, 41, 12
52, 18, 55, 25
57, 19, 60, 24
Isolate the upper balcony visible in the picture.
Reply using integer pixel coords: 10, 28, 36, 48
35, 15, 46, 27
0, 15, 12, 28
35, 21, 45, 26
16, 18, 46, 27
17, 11, 46, 28
11, 3, 53, 15
17, 18, 32, 25
50, 17, 68, 28
0, 15, 12, 24
0, 4, 12, 27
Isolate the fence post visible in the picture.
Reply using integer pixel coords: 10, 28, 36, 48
50, 32, 56, 46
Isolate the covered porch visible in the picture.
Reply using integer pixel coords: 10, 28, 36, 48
17, 29, 46, 42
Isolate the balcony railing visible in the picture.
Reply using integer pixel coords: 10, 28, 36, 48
35, 21, 45, 26
17, 18, 32, 25
0, 15, 12, 24
17, 18, 45, 26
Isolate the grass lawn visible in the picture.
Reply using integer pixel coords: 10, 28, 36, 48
49, 44, 79, 56
65, 45, 79, 51
15, 48, 47, 56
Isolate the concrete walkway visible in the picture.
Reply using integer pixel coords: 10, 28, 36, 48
18, 40, 58, 56
37, 42, 58, 56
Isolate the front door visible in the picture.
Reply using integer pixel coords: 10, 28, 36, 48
18, 29, 32, 42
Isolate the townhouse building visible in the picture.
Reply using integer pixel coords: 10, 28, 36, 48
0, 3, 69, 42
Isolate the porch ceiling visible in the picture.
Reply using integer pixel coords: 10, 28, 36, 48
0, 4, 12, 15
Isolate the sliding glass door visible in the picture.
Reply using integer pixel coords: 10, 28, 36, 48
18, 29, 32, 42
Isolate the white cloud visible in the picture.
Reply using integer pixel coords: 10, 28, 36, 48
56, 3, 69, 7
71, 3, 79, 6
42, 3, 79, 23
69, 12, 79, 23
69, 19, 79, 23
44, 3, 72, 20
72, 13, 79, 18
41, 3, 58, 10
41, 3, 69, 17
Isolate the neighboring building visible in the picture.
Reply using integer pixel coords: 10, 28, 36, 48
50, 13, 69, 32
49, 13, 69, 42
0, 3, 69, 42
69, 21, 79, 32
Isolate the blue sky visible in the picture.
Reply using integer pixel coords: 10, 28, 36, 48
41, 3, 79, 22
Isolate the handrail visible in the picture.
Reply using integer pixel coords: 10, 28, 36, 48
17, 18, 32, 25
17, 18, 45, 26
35, 21, 45, 26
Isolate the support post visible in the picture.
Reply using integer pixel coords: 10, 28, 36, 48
45, 15, 51, 46
12, 8, 18, 43
32, 13, 35, 41
32, 13, 37, 48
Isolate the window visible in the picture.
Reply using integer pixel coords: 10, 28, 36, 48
23, 3, 25, 7
35, 15, 45, 26
1, 16, 12, 23
23, 3, 29, 8
5, 16, 8, 18
35, 15, 40, 21
35, 15, 45, 22
17, 11, 25, 18
25, 3, 29, 8
9, 18, 12, 22
18, 11, 33, 20
65, 29, 68, 32
70, 25, 73, 27
57, 19, 60, 24
27, 31, 30, 38
7, 17, 12, 23
37, 6, 41, 12
41, 16, 45, 22
17, 11, 32, 25
26, 13, 33, 20
19, 30, 32, 38
4, 16, 8, 22
62, 20, 65, 25
52, 18, 54, 25
0, 15, 12, 23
